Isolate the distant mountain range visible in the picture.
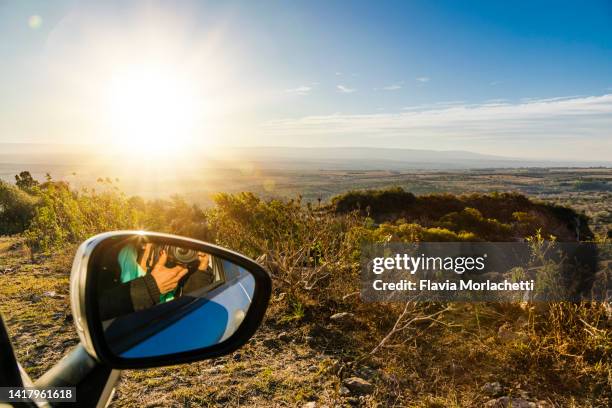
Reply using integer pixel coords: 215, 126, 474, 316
0, 143, 610, 170
222, 146, 612, 169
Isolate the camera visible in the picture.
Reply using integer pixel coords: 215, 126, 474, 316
150, 245, 201, 270
167, 245, 200, 268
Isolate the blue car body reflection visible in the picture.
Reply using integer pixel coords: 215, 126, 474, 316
118, 265, 255, 358
121, 299, 228, 358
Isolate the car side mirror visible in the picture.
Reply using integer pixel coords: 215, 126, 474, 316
69, 231, 271, 369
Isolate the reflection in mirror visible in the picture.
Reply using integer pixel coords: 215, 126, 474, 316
94, 236, 255, 358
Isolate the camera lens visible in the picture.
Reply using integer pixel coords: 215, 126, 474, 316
169, 246, 199, 264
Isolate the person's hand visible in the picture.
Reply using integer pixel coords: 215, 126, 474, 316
150, 250, 188, 294
197, 253, 210, 271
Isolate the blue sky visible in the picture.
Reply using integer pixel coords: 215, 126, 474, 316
1, 0, 611, 160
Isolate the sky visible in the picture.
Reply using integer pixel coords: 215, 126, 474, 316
0, 0, 611, 160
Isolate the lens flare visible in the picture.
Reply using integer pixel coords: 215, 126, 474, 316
28, 15, 42, 29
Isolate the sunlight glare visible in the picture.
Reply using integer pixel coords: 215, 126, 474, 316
107, 64, 202, 156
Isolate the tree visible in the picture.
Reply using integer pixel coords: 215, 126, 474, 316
14, 171, 39, 191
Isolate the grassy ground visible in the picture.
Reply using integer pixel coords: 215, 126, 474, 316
0, 237, 76, 379
0, 236, 610, 407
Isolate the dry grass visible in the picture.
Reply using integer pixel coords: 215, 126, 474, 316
0, 237, 77, 379
0, 237, 610, 407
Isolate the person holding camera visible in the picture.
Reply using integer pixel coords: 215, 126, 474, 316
98, 243, 189, 320
99, 242, 217, 320
141, 244, 215, 300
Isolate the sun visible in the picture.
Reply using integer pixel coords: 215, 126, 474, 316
106, 63, 202, 156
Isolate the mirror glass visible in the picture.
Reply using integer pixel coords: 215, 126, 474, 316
93, 236, 255, 358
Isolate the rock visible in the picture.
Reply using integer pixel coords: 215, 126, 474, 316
330, 312, 354, 323
203, 365, 225, 374
481, 381, 503, 397
339, 385, 351, 396
484, 397, 536, 408
43, 291, 65, 299
277, 331, 291, 342
343, 377, 374, 395
307, 365, 318, 373
302, 402, 316, 408
355, 366, 377, 380
28, 294, 41, 303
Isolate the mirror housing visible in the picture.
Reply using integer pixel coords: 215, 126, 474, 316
70, 231, 271, 369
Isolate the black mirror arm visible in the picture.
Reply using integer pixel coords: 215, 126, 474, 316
35, 344, 120, 407
0, 316, 39, 407
0, 316, 23, 389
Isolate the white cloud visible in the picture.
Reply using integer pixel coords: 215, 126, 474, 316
401, 101, 466, 111
261, 94, 612, 160
416, 76, 430, 83
520, 95, 585, 103
285, 85, 312, 96
337, 84, 356, 93
381, 83, 402, 91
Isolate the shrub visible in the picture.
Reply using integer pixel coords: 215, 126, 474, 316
421, 226, 478, 242
346, 222, 479, 251
210, 192, 364, 298
437, 207, 512, 241
24, 182, 141, 251
574, 180, 610, 191
139, 196, 210, 239
331, 187, 416, 215
332, 189, 593, 241
19, 175, 215, 252
0, 180, 37, 235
